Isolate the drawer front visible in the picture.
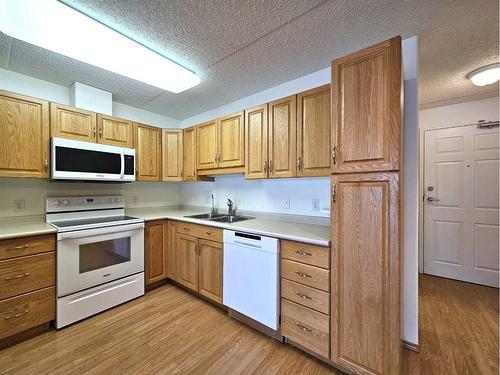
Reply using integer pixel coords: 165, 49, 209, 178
0, 235, 55, 261
281, 279, 330, 315
176, 221, 222, 242
0, 253, 55, 300
281, 259, 330, 292
0, 286, 55, 339
281, 299, 329, 357
281, 240, 329, 269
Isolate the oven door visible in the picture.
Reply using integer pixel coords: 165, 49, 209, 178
57, 223, 144, 297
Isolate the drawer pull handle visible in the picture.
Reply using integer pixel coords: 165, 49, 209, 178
5, 272, 30, 281
295, 271, 312, 278
295, 250, 312, 256
206, 231, 212, 235
295, 292, 312, 300
4, 308, 30, 320
183, 227, 191, 231
296, 323, 312, 333
7, 244, 30, 251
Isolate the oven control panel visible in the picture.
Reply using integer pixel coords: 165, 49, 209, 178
46, 196, 124, 212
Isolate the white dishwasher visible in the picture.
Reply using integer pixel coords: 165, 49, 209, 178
223, 230, 280, 330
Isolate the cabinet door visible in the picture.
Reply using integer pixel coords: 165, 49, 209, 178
166, 221, 177, 280
268, 96, 296, 178
135, 123, 161, 181
0, 91, 50, 178
331, 36, 402, 174
297, 85, 331, 177
245, 104, 268, 179
198, 239, 223, 304
97, 114, 134, 148
50, 102, 96, 143
145, 220, 167, 285
196, 120, 218, 170
331, 172, 400, 375
183, 126, 197, 181
218, 112, 244, 168
176, 233, 199, 291
162, 129, 183, 181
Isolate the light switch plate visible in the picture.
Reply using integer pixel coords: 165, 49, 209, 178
14, 199, 25, 212
283, 199, 290, 210
312, 199, 320, 211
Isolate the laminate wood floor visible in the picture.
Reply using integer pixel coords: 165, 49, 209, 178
0, 275, 497, 375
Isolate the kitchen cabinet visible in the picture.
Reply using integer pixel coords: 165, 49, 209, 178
135, 123, 161, 181
0, 91, 50, 178
244, 104, 268, 179
198, 239, 223, 304
166, 221, 177, 279
175, 233, 199, 291
145, 220, 168, 285
162, 129, 183, 181
297, 85, 331, 176
196, 120, 218, 170
331, 36, 402, 174
97, 114, 134, 148
183, 126, 197, 181
50, 103, 96, 143
330, 172, 400, 375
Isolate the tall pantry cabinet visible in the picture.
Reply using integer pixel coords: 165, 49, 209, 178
330, 36, 403, 375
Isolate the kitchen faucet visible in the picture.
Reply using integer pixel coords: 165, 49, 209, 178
227, 199, 235, 216
210, 194, 218, 215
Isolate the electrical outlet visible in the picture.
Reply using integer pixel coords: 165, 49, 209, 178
14, 199, 25, 212
283, 199, 290, 210
312, 199, 320, 211
132, 196, 138, 205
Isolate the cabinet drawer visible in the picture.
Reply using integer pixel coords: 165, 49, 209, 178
0, 235, 55, 261
281, 240, 329, 269
281, 259, 330, 292
0, 253, 55, 300
0, 286, 55, 339
176, 222, 222, 242
281, 299, 329, 358
281, 279, 329, 315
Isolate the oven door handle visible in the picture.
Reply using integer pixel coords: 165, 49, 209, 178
57, 223, 144, 240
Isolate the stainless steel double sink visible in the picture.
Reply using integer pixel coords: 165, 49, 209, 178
184, 213, 254, 223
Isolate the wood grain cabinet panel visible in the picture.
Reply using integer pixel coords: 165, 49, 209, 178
218, 112, 244, 168
281, 240, 330, 269
331, 36, 402, 174
135, 123, 161, 181
175, 233, 199, 292
281, 259, 330, 292
330, 172, 400, 375
50, 102, 96, 143
145, 221, 167, 285
268, 96, 297, 178
281, 279, 330, 315
166, 221, 177, 280
0, 91, 50, 178
297, 85, 331, 177
196, 120, 218, 170
0, 234, 55, 261
183, 126, 197, 181
245, 104, 269, 179
198, 239, 223, 304
97, 114, 134, 148
162, 129, 183, 181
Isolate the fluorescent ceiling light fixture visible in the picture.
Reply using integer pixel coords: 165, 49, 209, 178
0, 0, 200, 93
467, 63, 500, 87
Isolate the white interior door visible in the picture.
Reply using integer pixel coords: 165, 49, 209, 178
424, 124, 499, 287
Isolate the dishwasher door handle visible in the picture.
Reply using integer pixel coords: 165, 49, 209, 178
233, 239, 262, 249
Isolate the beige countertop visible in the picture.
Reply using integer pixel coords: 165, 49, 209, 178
126, 207, 330, 246
0, 215, 57, 240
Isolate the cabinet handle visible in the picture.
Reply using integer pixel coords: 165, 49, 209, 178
93, 128, 96, 137
43, 157, 48, 170
264, 161, 268, 172
7, 244, 30, 251
295, 292, 312, 300
332, 184, 336, 203
5, 272, 30, 281
183, 227, 191, 231
99, 128, 103, 138
332, 146, 337, 165
214, 154, 217, 163
295, 271, 312, 278
4, 308, 30, 320
192, 169, 196, 177
295, 250, 312, 257
295, 323, 312, 333
297, 156, 302, 171
206, 231, 212, 236
269, 160, 273, 173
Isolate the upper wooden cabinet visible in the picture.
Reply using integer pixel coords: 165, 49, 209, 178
330, 172, 400, 375
183, 126, 197, 181
0, 91, 50, 178
135, 123, 161, 181
97, 114, 134, 148
50, 103, 96, 142
196, 120, 218, 170
268, 95, 297, 178
218, 112, 245, 168
297, 85, 331, 177
162, 129, 183, 181
245, 104, 268, 179
331, 36, 402, 174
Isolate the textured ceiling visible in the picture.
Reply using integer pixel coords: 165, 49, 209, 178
0, 0, 498, 119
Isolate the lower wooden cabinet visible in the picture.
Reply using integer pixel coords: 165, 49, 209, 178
175, 233, 199, 291
144, 220, 168, 285
198, 239, 223, 304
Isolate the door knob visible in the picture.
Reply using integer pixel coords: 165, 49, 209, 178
427, 197, 440, 202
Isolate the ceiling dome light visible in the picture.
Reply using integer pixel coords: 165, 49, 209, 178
467, 63, 500, 86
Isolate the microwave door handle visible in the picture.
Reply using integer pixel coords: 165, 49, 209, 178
120, 151, 125, 178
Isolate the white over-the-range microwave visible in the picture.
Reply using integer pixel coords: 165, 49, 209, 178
51, 137, 135, 182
